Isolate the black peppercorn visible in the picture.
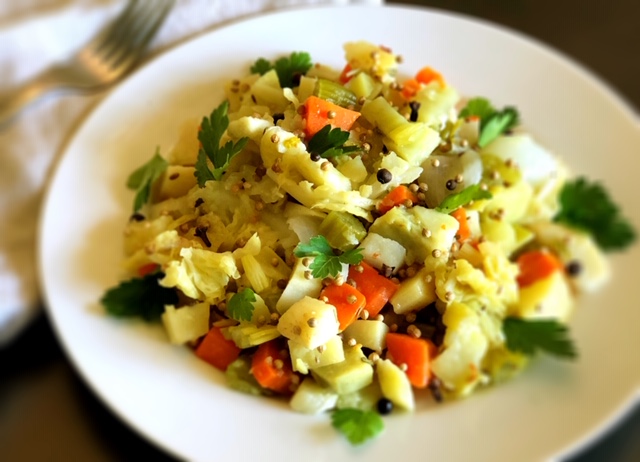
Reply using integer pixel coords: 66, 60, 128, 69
377, 398, 394, 415
377, 168, 393, 184
566, 260, 582, 276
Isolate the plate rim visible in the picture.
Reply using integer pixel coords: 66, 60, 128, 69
37, 4, 640, 462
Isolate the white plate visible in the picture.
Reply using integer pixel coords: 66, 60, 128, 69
39, 5, 640, 462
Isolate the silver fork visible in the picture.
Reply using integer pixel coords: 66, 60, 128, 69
0, 0, 174, 127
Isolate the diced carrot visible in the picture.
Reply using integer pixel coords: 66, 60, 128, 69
401, 78, 421, 100
451, 208, 471, 242
137, 263, 159, 277
347, 262, 399, 317
320, 283, 366, 331
386, 333, 436, 388
251, 339, 295, 394
516, 249, 565, 288
378, 185, 419, 214
195, 326, 241, 371
415, 66, 446, 87
304, 95, 360, 138
339, 63, 354, 84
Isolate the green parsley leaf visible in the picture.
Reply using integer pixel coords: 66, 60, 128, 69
293, 235, 363, 279
227, 288, 257, 322
503, 317, 578, 359
126, 148, 168, 212
250, 52, 313, 88
274, 51, 313, 88
195, 101, 249, 186
478, 107, 519, 148
331, 408, 384, 445
100, 272, 178, 322
555, 177, 636, 251
435, 184, 493, 214
459, 97, 520, 148
459, 97, 496, 121
250, 58, 273, 76
307, 125, 360, 158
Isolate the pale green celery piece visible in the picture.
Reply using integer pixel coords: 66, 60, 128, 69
360, 96, 406, 134
315, 79, 357, 107
227, 324, 280, 349
311, 345, 374, 395
225, 356, 268, 396
335, 381, 383, 411
318, 210, 367, 251
345, 71, 376, 100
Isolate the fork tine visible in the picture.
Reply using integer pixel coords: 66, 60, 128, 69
89, 0, 139, 56
108, 0, 174, 70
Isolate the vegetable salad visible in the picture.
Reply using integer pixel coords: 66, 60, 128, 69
101, 41, 635, 445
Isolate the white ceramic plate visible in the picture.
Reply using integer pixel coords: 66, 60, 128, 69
39, 5, 640, 462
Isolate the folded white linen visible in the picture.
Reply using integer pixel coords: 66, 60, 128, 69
0, 0, 383, 346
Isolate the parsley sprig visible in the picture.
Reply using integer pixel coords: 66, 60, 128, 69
293, 235, 363, 279
555, 177, 636, 251
126, 148, 168, 212
459, 97, 520, 148
435, 184, 493, 214
331, 408, 384, 445
250, 52, 313, 88
100, 272, 178, 322
227, 288, 257, 322
308, 125, 360, 158
503, 317, 577, 359
195, 101, 249, 187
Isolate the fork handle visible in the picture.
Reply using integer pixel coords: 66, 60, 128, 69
0, 66, 75, 128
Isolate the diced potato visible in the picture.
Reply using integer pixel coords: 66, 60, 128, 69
276, 258, 323, 314
527, 221, 611, 292
369, 205, 459, 268
512, 271, 574, 322
390, 267, 437, 314
277, 296, 339, 349
342, 320, 389, 352
289, 335, 345, 374
250, 69, 289, 111
162, 302, 210, 345
484, 181, 534, 224
414, 81, 459, 129
376, 359, 414, 411
343, 41, 397, 82
359, 232, 406, 272
290, 378, 339, 414
431, 302, 488, 396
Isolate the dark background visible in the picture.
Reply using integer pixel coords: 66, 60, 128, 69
1, 1, 638, 460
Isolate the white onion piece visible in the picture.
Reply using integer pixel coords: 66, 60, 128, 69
482, 134, 558, 185
419, 149, 483, 208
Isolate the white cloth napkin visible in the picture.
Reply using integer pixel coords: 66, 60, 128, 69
0, 0, 382, 347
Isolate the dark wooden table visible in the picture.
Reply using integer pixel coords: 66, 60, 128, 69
2, 1, 638, 460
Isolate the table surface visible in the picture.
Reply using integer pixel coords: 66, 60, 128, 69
2, 0, 639, 460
